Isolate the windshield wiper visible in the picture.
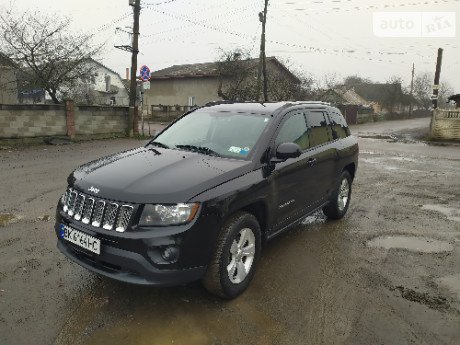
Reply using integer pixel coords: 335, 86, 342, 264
148, 141, 169, 149
175, 144, 220, 157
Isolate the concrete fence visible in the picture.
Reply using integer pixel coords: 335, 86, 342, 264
430, 108, 460, 140
0, 101, 129, 141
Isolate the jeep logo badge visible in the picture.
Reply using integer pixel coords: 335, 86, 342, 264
88, 186, 100, 194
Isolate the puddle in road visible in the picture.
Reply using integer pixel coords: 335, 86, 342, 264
359, 135, 396, 140
421, 205, 460, 222
437, 274, 460, 300
54, 279, 284, 345
367, 236, 453, 253
390, 156, 419, 163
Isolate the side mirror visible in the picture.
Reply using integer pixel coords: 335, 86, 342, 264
272, 142, 302, 163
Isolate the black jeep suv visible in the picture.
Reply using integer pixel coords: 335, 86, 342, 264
55, 101, 358, 299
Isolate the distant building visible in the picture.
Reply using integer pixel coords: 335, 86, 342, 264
1, 56, 128, 105
144, 57, 301, 107
353, 83, 409, 114
67, 59, 129, 105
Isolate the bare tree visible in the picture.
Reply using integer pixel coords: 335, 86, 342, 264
268, 66, 315, 101
0, 10, 101, 104
413, 72, 433, 110
342, 75, 372, 88
321, 72, 340, 89
216, 49, 257, 101
382, 75, 404, 114
216, 49, 306, 101
438, 81, 455, 109
412, 72, 455, 110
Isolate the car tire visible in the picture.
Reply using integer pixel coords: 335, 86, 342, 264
323, 170, 352, 220
202, 212, 261, 299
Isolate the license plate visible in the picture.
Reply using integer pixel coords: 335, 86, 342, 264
60, 224, 100, 255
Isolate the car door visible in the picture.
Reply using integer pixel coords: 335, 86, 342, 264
269, 110, 321, 232
304, 110, 339, 206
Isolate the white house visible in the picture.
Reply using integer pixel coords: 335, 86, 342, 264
79, 59, 129, 106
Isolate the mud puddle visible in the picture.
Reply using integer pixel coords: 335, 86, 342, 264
367, 236, 453, 253
421, 204, 460, 222
0, 213, 22, 227
390, 286, 452, 312
53, 280, 283, 345
358, 135, 396, 140
437, 274, 460, 300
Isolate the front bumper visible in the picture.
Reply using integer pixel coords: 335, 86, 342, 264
55, 201, 221, 286
57, 238, 206, 286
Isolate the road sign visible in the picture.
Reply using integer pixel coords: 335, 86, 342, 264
139, 65, 150, 81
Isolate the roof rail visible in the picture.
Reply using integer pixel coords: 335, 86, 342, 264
293, 101, 331, 106
202, 100, 331, 107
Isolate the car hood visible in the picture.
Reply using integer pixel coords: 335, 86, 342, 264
68, 147, 253, 203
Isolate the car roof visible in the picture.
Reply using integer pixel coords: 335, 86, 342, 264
199, 101, 331, 117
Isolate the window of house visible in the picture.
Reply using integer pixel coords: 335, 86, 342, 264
105, 75, 111, 92
188, 96, 196, 107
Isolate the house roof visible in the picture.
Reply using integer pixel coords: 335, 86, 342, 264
150, 62, 218, 79
353, 83, 404, 103
335, 88, 368, 105
150, 57, 301, 83
317, 88, 371, 107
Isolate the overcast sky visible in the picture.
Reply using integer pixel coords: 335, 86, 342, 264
1, 0, 459, 92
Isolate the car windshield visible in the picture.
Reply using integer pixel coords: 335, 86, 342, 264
150, 110, 271, 159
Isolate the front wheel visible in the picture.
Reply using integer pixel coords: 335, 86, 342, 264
202, 212, 261, 299
323, 170, 352, 219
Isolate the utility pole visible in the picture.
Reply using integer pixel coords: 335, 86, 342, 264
128, 0, 141, 136
409, 63, 414, 117
257, 0, 269, 102
432, 48, 443, 109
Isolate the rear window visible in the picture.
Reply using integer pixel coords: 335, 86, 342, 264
328, 111, 350, 139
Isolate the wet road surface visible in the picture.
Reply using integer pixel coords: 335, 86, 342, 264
1, 117, 459, 345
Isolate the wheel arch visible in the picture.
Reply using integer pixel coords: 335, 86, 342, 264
238, 201, 269, 244
343, 162, 356, 181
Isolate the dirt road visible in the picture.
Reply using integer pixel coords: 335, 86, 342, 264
1, 117, 459, 345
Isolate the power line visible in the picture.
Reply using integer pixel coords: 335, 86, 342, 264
143, 0, 179, 6
275, 0, 460, 15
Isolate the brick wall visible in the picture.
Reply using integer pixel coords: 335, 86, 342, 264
74, 105, 128, 135
0, 103, 129, 140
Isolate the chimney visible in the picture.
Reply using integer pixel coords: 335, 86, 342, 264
126, 68, 130, 81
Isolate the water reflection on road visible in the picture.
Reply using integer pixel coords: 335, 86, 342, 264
54, 213, 353, 345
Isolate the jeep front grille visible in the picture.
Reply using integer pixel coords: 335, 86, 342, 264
62, 187, 134, 232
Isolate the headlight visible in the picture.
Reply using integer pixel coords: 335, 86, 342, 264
139, 203, 199, 226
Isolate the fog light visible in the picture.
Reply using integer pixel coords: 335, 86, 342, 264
161, 246, 179, 263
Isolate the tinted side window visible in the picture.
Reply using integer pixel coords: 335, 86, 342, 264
329, 111, 350, 139
275, 112, 309, 150
306, 111, 330, 147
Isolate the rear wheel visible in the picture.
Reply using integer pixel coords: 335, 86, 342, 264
323, 171, 352, 219
202, 212, 261, 299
